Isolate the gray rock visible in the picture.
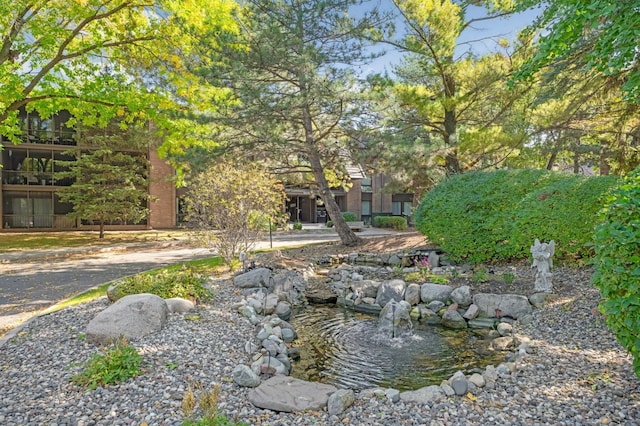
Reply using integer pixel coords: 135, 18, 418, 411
375, 279, 406, 307
327, 389, 355, 415
427, 300, 445, 312
350, 280, 380, 299
247, 376, 337, 413
234, 268, 272, 289
468, 317, 497, 329
281, 328, 296, 343
450, 285, 472, 306
232, 364, 261, 388
441, 310, 467, 329
385, 388, 401, 403
484, 365, 498, 382
428, 251, 440, 268
400, 385, 444, 403
497, 322, 513, 336
421, 283, 453, 304
86, 293, 168, 345
275, 301, 292, 321
463, 304, 479, 320
450, 376, 468, 396
250, 354, 288, 376
468, 373, 486, 388
440, 383, 455, 397
529, 292, 553, 308
165, 297, 195, 313
473, 293, 532, 319
404, 283, 421, 306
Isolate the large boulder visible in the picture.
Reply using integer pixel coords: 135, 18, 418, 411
450, 285, 472, 306
234, 268, 273, 289
399, 385, 445, 403
86, 294, 168, 345
404, 283, 421, 306
247, 376, 337, 412
375, 279, 406, 307
350, 280, 380, 299
420, 283, 453, 304
473, 293, 533, 319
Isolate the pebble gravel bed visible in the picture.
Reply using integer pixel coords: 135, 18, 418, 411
1, 270, 639, 425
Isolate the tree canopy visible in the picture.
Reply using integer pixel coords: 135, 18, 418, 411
0, 0, 238, 141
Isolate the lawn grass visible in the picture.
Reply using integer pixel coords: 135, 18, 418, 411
0, 230, 189, 252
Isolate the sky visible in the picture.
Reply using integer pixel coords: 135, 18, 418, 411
356, 2, 542, 76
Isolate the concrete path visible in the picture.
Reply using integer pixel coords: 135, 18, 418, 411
0, 225, 400, 334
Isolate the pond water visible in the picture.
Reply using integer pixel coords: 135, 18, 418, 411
289, 304, 505, 391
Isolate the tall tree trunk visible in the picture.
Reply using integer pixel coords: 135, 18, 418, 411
99, 220, 105, 239
443, 72, 461, 176
302, 107, 361, 247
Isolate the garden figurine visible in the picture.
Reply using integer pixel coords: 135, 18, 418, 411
530, 239, 555, 292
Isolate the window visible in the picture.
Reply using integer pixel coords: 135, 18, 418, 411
361, 200, 371, 216
361, 177, 372, 193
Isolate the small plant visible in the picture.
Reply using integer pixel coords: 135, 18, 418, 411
472, 267, 489, 283
110, 266, 212, 303
166, 361, 179, 370
71, 338, 142, 390
292, 221, 303, 231
182, 383, 248, 426
501, 271, 516, 285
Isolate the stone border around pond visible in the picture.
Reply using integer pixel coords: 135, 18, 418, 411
228, 248, 546, 415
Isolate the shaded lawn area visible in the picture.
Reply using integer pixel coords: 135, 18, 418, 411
0, 230, 189, 252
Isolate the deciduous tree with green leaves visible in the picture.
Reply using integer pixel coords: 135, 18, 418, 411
0, 0, 238, 142
183, 161, 286, 266
517, 0, 640, 102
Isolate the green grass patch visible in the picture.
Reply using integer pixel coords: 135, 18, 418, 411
71, 339, 142, 390
0, 230, 188, 252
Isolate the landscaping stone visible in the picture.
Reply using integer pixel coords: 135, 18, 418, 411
233, 267, 272, 289
375, 279, 406, 307
165, 297, 195, 313
450, 285, 472, 306
421, 283, 453, 303
247, 376, 337, 412
86, 293, 168, 345
399, 385, 445, 403
327, 389, 355, 415
232, 364, 261, 388
473, 293, 533, 319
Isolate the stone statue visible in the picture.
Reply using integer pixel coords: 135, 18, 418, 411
530, 239, 555, 292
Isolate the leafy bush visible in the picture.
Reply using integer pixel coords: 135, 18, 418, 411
414, 169, 618, 264
326, 211, 358, 228
71, 339, 142, 389
292, 221, 303, 230
592, 167, 640, 378
342, 211, 358, 222
374, 216, 408, 230
110, 266, 212, 303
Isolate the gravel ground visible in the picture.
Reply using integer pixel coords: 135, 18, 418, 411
1, 263, 639, 425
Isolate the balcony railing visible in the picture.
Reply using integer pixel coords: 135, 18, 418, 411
1, 170, 72, 186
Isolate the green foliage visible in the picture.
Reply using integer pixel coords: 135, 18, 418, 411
342, 212, 358, 222
292, 221, 303, 231
414, 169, 618, 264
110, 266, 212, 303
185, 160, 286, 265
516, 0, 640, 101
592, 167, 640, 378
501, 271, 517, 285
374, 216, 408, 230
71, 340, 142, 390
472, 267, 490, 284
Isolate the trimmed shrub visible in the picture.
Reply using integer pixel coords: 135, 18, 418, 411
414, 169, 618, 264
342, 211, 358, 222
592, 167, 640, 378
374, 216, 408, 230
326, 211, 358, 228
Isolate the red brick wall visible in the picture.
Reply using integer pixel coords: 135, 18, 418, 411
148, 150, 176, 229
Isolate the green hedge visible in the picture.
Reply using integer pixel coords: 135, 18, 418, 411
326, 211, 358, 228
414, 169, 618, 264
374, 216, 408, 230
592, 167, 640, 377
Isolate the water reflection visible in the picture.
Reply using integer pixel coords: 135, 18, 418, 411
289, 304, 505, 391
